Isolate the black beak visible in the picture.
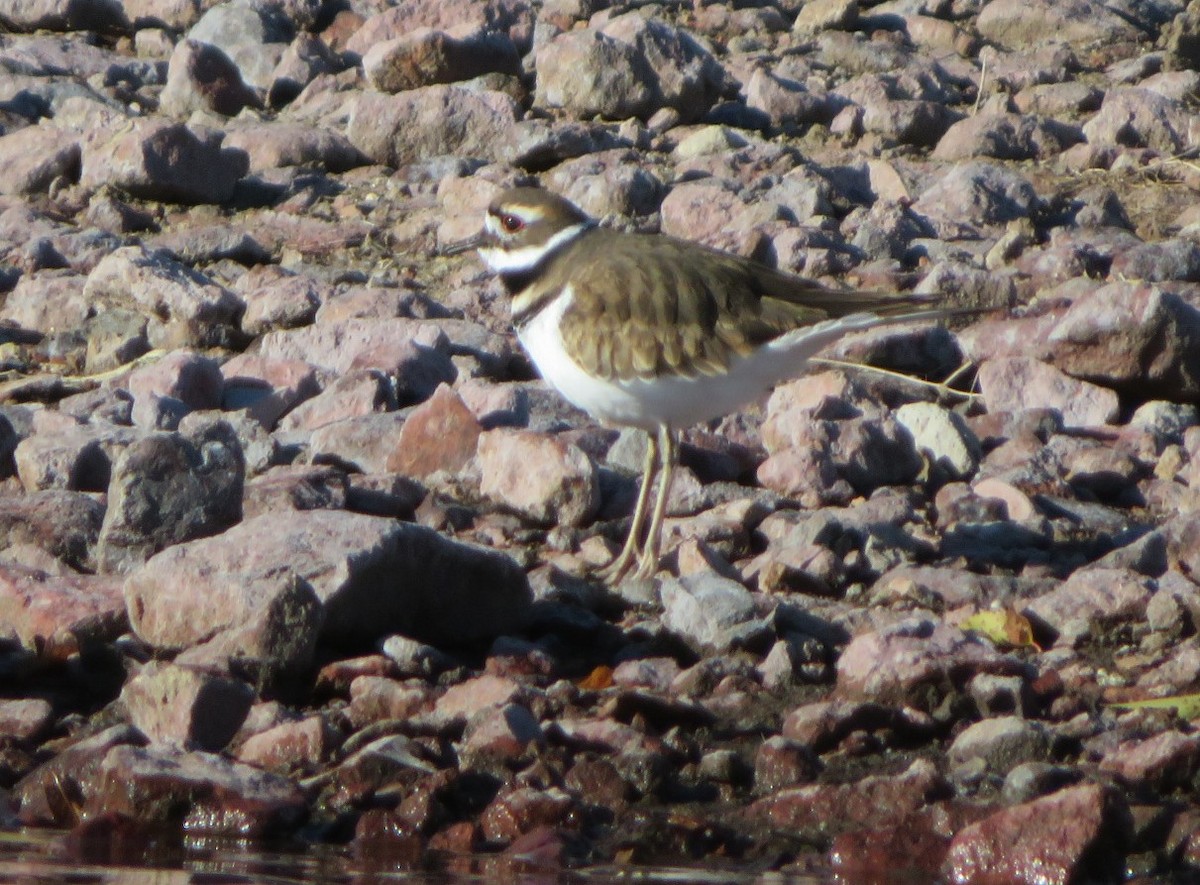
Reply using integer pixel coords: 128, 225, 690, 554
442, 231, 487, 256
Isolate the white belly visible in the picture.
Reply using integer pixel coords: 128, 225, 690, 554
517, 289, 885, 432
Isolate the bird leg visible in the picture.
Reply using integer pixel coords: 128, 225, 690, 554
597, 429, 659, 583
632, 426, 677, 581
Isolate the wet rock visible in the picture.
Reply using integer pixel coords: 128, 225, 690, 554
477, 429, 599, 527
749, 758, 947, 837
85, 745, 306, 837
14, 724, 145, 827
121, 662, 254, 752
943, 783, 1126, 884
96, 419, 244, 574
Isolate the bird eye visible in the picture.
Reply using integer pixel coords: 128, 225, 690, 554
499, 213, 524, 233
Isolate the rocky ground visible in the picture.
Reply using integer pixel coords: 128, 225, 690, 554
2, 0, 1200, 880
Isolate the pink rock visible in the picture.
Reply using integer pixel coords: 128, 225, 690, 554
0, 123, 80, 196
0, 269, 90, 333
236, 715, 341, 772
79, 119, 249, 205
222, 120, 366, 174
121, 662, 254, 752
435, 674, 524, 723
977, 0, 1143, 49
124, 350, 223, 413
362, 27, 519, 93
0, 563, 126, 657
346, 85, 519, 167
1023, 567, 1154, 646
386, 383, 481, 480
461, 703, 544, 762
308, 413, 409, 475
836, 620, 1020, 709
977, 357, 1119, 428
0, 489, 104, 571
124, 510, 530, 653
84, 247, 241, 347
1098, 730, 1200, 790
277, 369, 395, 432
159, 39, 260, 119
477, 429, 599, 527
533, 28, 655, 121
0, 698, 53, 742
220, 353, 323, 429
943, 783, 1119, 884
14, 424, 139, 492
348, 676, 435, 728
971, 477, 1036, 520
344, 0, 534, 57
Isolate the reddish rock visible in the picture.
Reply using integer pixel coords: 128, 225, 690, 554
943, 783, 1124, 884
977, 357, 1119, 428
363, 27, 520, 93
14, 725, 145, 827
276, 369, 395, 432
84, 745, 307, 837
461, 703, 544, 762
754, 736, 821, 793
480, 787, 577, 844
434, 674, 525, 724
830, 815, 952, 883
749, 759, 947, 837
0, 563, 126, 658
386, 383, 481, 480
220, 354, 323, 429
1098, 730, 1200, 791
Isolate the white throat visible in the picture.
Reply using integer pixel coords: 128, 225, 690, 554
478, 222, 592, 275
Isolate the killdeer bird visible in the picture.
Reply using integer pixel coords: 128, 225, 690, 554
450, 187, 961, 582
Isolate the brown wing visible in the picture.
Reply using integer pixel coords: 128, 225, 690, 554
554, 230, 936, 382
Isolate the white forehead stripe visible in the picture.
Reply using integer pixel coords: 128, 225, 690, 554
477, 222, 591, 274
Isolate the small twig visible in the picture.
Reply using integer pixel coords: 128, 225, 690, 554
809, 357, 981, 401
972, 53, 989, 117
